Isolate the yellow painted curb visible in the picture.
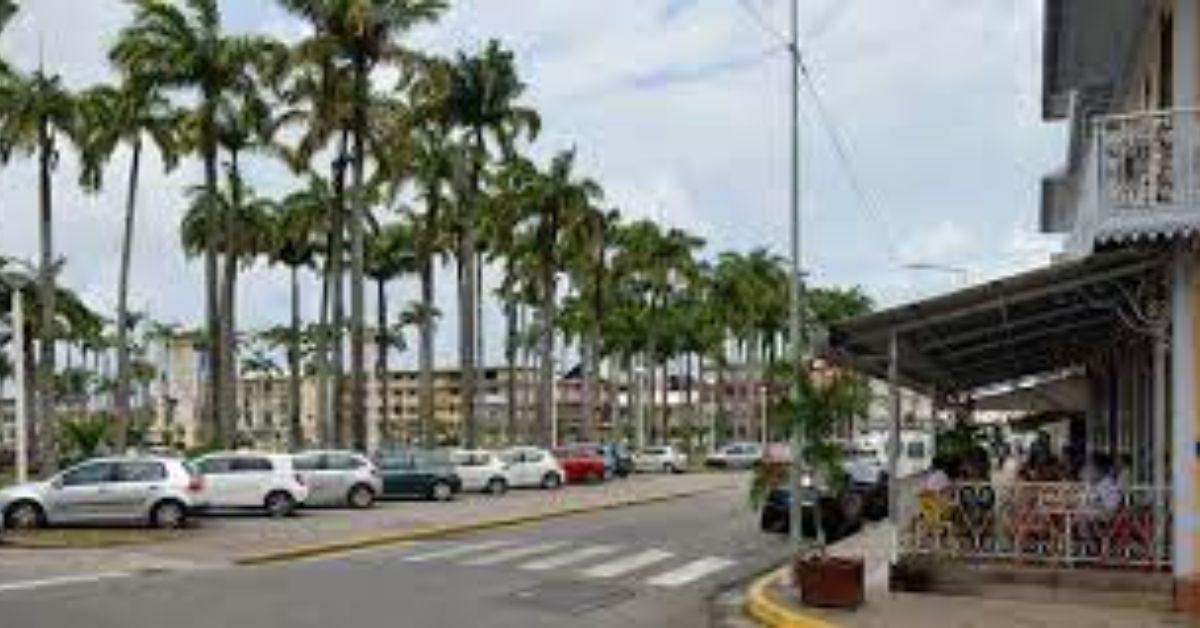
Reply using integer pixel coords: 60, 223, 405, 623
744, 565, 839, 628
235, 487, 720, 566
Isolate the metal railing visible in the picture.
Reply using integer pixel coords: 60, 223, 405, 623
900, 481, 1171, 569
1096, 108, 1200, 214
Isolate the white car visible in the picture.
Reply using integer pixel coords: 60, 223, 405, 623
449, 449, 512, 494
705, 442, 764, 469
193, 451, 309, 517
633, 446, 688, 473
0, 456, 206, 530
499, 447, 566, 489
292, 450, 382, 508
842, 447, 886, 486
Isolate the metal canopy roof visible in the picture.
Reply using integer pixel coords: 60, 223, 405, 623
830, 249, 1168, 396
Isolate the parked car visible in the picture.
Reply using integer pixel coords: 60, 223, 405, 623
498, 447, 565, 489
576, 443, 633, 478
705, 442, 764, 469
552, 446, 608, 484
758, 485, 863, 543
292, 450, 381, 509
376, 449, 462, 501
449, 449, 511, 494
0, 456, 206, 530
193, 451, 308, 517
633, 445, 688, 473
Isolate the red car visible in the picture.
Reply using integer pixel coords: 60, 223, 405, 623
552, 447, 607, 484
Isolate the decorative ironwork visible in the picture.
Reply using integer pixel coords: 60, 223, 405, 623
900, 481, 1170, 569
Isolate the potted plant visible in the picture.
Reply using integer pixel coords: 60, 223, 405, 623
757, 359, 868, 609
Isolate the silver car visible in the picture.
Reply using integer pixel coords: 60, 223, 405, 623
0, 456, 206, 530
292, 450, 381, 508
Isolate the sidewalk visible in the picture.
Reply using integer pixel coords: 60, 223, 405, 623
748, 523, 1191, 627
0, 472, 741, 578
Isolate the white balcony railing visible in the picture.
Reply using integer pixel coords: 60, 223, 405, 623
900, 481, 1171, 569
1096, 109, 1200, 220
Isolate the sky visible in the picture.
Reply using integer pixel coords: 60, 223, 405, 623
0, 0, 1066, 368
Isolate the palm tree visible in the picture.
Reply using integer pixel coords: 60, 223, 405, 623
564, 206, 617, 442
113, 0, 279, 446
366, 218, 415, 446
445, 40, 540, 448
270, 181, 327, 449
77, 75, 183, 453
278, 0, 447, 453
519, 150, 601, 447
0, 67, 82, 472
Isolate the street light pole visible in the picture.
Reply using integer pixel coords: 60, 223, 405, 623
787, 0, 807, 549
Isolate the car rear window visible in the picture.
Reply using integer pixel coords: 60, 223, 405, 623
292, 455, 321, 471
327, 453, 362, 470
645, 447, 665, 455
116, 461, 167, 482
231, 457, 274, 473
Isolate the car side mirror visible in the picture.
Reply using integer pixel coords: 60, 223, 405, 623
51, 478, 63, 490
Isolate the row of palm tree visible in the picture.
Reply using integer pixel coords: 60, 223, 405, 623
0, 0, 874, 466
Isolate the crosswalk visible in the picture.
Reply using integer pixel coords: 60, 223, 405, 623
394, 538, 737, 589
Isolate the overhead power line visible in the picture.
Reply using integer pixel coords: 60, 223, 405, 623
733, 0, 790, 48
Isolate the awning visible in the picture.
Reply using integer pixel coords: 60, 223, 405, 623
830, 249, 1167, 396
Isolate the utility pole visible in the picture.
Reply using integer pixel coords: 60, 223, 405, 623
787, 0, 807, 549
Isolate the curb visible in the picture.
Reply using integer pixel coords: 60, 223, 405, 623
235, 486, 723, 566
744, 565, 838, 628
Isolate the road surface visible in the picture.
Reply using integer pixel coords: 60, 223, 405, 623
0, 485, 786, 627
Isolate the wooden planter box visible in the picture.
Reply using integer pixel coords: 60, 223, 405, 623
793, 554, 865, 609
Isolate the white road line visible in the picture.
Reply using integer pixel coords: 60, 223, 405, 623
581, 549, 674, 579
461, 542, 569, 566
645, 557, 736, 588
519, 545, 621, 571
0, 571, 135, 595
401, 540, 513, 563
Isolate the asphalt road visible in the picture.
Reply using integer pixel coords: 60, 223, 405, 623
0, 485, 787, 628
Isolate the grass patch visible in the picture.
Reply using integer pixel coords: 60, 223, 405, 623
1, 527, 186, 549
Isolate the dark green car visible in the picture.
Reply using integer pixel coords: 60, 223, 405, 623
376, 449, 463, 502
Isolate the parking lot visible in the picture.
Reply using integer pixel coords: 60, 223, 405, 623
0, 471, 746, 587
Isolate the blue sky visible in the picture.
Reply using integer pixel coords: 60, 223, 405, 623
0, 0, 1065, 366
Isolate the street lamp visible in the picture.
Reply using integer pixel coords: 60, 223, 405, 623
1, 258, 34, 484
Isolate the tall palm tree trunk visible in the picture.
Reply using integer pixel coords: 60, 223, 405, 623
288, 265, 303, 450
418, 245, 435, 448
504, 288, 518, 444
375, 276, 389, 450
349, 78, 369, 453
535, 215, 558, 448
201, 98, 222, 447
36, 122, 58, 473
114, 138, 143, 455
315, 256, 331, 447
219, 152, 242, 444
580, 339, 592, 442
331, 132, 349, 447
459, 232, 478, 448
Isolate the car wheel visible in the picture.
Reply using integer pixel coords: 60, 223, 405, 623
486, 478, 508, 495
428, 481, 453, 502
265, 491, 297, 518
540, 472, 562, 489
664, 463, 677, 474
348, 484, 376, 509
150, 500, 187, 530
4, 500, 45, 530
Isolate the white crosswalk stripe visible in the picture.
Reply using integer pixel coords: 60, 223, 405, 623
581, 549, 674, 579
460, 542, 570, 566
402, 540, 513, 563
645, 557, 736, 588
519, 545, 621, 571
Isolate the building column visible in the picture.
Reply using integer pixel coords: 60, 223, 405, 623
1171, 246, 1198, 588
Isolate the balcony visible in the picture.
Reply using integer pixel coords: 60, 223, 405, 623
1091, 108, 1200, 244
